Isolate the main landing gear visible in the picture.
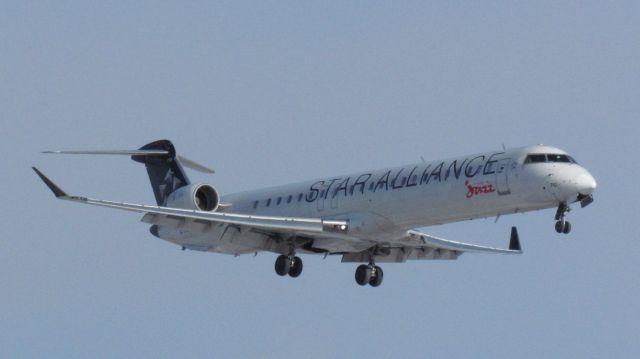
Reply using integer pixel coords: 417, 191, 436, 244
355, 260, 384, 287
275, 254, 303, 278
273, 253, 385, 286
554, 203, 572, 234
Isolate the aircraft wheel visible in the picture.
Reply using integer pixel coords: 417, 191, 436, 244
555, 220, 564, 233
289, 256, 303, 278
275, 255, 291, 276
563, 221, 572, 234
369, 266, 384, 287
355, 265, 372, 286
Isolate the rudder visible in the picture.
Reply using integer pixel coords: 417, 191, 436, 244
131, 140, 190, 206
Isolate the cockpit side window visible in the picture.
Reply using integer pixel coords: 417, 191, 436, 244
547, 154, 573, 163
525, 153, 577, 164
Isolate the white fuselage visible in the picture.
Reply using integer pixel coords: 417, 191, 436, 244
156, 145, 596, 254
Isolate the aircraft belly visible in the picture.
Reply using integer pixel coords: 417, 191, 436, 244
209, 227, 275, 254
308, 237, 373, 253
156, 223, 274, 255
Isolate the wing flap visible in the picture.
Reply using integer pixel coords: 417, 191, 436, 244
404, 228, 522, 254
341, 247, 461, 263
341, 227, 522, 263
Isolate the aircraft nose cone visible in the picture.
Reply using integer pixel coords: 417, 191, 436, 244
576, 172, 597, 195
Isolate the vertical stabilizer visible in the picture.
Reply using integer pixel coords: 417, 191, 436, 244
131, 140, 190, 205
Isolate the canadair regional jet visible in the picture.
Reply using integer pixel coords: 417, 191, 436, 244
33, 140, 596, 287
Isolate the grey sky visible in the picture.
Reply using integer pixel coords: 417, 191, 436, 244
2, 1, 639, 358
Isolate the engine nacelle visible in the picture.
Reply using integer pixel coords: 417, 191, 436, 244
165, 184, 220, 211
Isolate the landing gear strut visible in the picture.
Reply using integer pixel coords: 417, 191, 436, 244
275, 254, 303, 278
554, 203, 572, 234
355, 259, 384, 287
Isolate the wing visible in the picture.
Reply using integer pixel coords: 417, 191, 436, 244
33, 167, 521, 260
341, 227, 522, 263
32, 167, 348, 235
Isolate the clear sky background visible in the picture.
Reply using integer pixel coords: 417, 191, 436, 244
2, 1, 639, 358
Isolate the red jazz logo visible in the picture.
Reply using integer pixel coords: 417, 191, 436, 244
465, 181, 496, 198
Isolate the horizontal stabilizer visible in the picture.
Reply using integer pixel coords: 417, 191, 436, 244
176, 155, 214, 174
42, 148, 214, 174
42, 149, 169, 156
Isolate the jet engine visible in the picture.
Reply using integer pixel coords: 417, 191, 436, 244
165, 183, 220, 211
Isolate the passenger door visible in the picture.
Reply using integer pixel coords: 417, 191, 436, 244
317, 183, 327, 212
495, 158, 512, 195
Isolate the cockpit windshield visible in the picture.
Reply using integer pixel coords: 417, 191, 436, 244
524, 153, 577, 164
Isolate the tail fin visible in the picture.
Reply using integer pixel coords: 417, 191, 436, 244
131, 140, 190, 206
43, 139, 214, 206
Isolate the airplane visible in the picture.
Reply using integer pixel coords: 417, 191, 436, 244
33, 139, 597, 287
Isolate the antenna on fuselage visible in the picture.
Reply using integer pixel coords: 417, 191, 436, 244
501, 143, 506, 150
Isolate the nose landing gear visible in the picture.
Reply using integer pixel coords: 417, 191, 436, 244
554, 203, 572, 234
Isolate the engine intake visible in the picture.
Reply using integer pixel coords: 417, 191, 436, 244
165, 184, 220, 211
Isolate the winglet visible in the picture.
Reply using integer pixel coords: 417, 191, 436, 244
32, 167, 67, 198
509, 226, 522, 252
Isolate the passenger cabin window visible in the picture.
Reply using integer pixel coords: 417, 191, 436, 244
253, 201, 258, 209
297, 193, 303, 202
287, 195, 292, 203
277, 197, 282, 205
266, 198, 271, 207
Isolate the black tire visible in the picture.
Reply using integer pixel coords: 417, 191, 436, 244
555, 220, 564, 233
289, 256, 303, 278
355, 265, 372, 286
275, 255, 290, 276
563, 221, 572, 234
369, 266, 384, 287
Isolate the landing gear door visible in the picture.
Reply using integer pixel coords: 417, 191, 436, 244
496, 158, 512, 195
